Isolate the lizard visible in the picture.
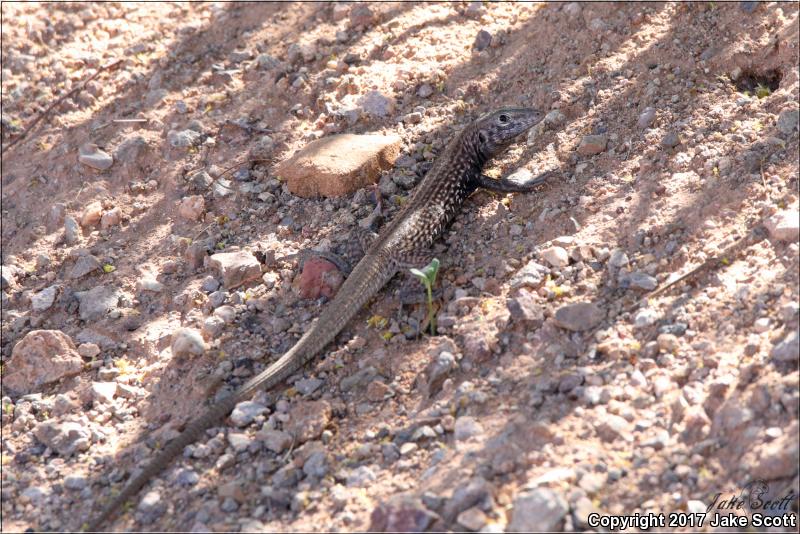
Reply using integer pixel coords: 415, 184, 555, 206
87, 107, 547, 530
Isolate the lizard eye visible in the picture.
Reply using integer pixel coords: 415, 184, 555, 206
498, 114, 509, 124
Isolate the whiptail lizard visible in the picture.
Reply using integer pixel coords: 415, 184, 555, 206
88, 108, 547, 530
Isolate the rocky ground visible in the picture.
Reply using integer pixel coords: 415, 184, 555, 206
1, 2, 799, 532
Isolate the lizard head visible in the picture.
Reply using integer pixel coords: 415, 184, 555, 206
472, 108, 544, 158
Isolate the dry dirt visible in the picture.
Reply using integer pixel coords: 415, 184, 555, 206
1, 2, 799, 533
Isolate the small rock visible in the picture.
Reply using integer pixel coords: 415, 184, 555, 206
286, 400, 331, 443
167, 129, 202, 148
230, 400, 267, 427
637, 107, 657, 129
771, 330, 799, 362
777, 108, 799, 135
507, 289, 543, 325
595, 414, 630, 442
69, 253, 102, 279
509, 260, 550, 289
227, 432, 252, 452
607, 248, 629, 268
657, 333, 679, 353
171, 328, 207, 358
64, 475, 88, 490
620, 271, 658, 291
100, 207, 122, 229
346, 465, 376, 487
369, 496, 436, 532
359, 90, 395, 118
138, 490, 166, 524
274, 134, 401, 198
634, 307, 659, 327
31, 285, 58, 312
457, 507, 488, 531
473, 30, 492, 51
209, 251, 262, 289
553, 302, 604, 331
296, 257, 343, 299
80, 201, 103, 228
178, 195, 205, 221
78, 143, 113, 170
764, 206, 799, 241
540, 246, 569, 267
508, 488, 568, 532
4, 330, 83, 394
258, 429, 293, 454
661, 131, 680, 148
65, 216, 81, 244
75, 285, 120, 320
176, 468, 200, 486
34, 420, 92, 456
577, 134, 607, 156
454, 416, 483, 441
417, 83, 434, 99
91, 381, 117, 403
349, 4, 376, 27
296, 377, 324, 396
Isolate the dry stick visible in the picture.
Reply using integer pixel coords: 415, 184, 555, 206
1, 58, 124, 155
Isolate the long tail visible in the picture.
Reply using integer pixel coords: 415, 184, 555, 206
87, 251, 397, 530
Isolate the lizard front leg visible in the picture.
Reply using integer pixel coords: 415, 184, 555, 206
473, 169, 557, 193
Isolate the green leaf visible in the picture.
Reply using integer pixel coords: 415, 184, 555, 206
409, 268, 427, 280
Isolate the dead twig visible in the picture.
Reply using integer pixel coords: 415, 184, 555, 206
2, 58, 124, 155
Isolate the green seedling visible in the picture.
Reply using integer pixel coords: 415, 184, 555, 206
409, 258, 440, 336
755, 83, 771, 99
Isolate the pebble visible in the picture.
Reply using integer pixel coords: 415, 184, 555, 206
776, 108, 799, 135
294, 377, 322, 396
656, 333, 679, 353
607, 248, 629, 268
620, 271, 658, 291
171, 328, 207, 358
167, 129, 202, 148
346, 465, 376, 487
176, 468, 200, 486
508, 488, 568, 532
4, 329, 83, 394
454, 416, 483, 441
78, 143, 113, 170
637, 107, 656, 128
540, 246, 569, 267
209, 251, 262, 289
258, 429, 292, 453
69, 253, 101, 279
417, 83, 434, 99
230, 400, 267, 427
64, 475, 88, 490
33, 420, 92, 456
553, 302, 604, 331
178, 195, 205, 221
31, 285, 58, 312
359, 90, 395, 118
227, 432, 252, 452
65, 216, 81, 244
577, 134, 607, 156
457, 507, 488, 531
661, 131, 680, 148
753, 317, 770, 333
507, 289, 544, 324
510, 260, 550, 288
595, 414, 629, 442
764, 206, 799, 242
771, 330, 799, 362
473, 30, 492, 51
91, 381, 117, 403
634, 307, 659, 328
80, 201, 103, 228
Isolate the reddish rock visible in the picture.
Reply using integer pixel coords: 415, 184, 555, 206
4, 330, 83, 394
274, 134, 401, 198
295, 257, 344, 299
286, 400, 331, 444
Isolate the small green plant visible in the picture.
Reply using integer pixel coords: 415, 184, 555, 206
410, 258, 440, 336
755, 83, 771, 99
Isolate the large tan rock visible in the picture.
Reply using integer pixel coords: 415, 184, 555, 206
274, 134, 402, 198
4, 330, 83, 394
